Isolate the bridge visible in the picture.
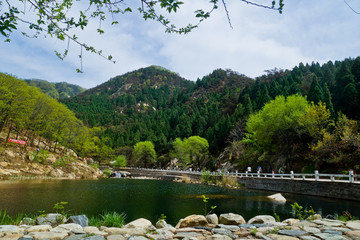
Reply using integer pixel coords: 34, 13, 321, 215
114, 168, 360, 201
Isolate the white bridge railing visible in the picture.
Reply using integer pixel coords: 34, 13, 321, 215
128, 168, 359, 184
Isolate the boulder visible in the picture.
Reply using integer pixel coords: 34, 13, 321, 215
46, 154, 57, 164
219, 213, 246, 225
50, 223, 85, 234
346, 220, 360, 230
206, 214, 219, 225
248, 215, 276, 224
267, 193, 286, 202
26, 225, 53, 233
155, 219, 167, 229
4, 150, 16, 158
175, 215, 208, 228
36, 213, 66, 226
28, 231, 69, 240
67, 215, 89, 227
124, 218, 155, 230
345, 230, 360, 240
20, 217, 36, 225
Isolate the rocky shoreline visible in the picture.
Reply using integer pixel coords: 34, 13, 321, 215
1, 212, 360, 240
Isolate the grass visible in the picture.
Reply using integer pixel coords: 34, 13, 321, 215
89, 211, 126, 228
0, 210, 33, 225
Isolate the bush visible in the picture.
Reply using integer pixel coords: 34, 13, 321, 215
111, 155, 127, 167
89, 211, 126, 227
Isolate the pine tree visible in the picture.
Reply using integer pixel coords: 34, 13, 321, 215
307, 77, 323, 104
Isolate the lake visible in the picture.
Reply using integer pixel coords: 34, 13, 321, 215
0, 178, 358, 225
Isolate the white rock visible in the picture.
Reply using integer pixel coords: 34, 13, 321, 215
124, 218, 155, 230
248, 215, 276, 224
267, 193, 286, 202
26, 225, 52, 232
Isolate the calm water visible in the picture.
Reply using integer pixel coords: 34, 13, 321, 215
0, 178, 359, 225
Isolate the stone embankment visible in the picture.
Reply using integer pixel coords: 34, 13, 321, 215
1, 212, 360, 240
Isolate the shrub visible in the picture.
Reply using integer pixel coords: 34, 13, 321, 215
111, 155, 127, 167
89, 211, 126, 227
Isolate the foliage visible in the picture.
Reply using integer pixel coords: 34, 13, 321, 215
244, 95, 332, 171
200, 170, 212, 184
89, 211, 126, 228
53, 202, 68, 215
274, 212, 281, 222
111, 155, 127, 167
202, 195, 217, 216
159, 213, 167, 221
31, 150, 50, 164
172, 136, 209, 169
24, 79, 85, 99
0, 210, 27, 225
133, 141, 157, 167
290, 202, 316, 220
102, 168, 112, 177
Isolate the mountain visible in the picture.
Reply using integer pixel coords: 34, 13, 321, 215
61, 66, 254, 153
24, 79, 85, 99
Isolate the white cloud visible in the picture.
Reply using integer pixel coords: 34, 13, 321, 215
1, 0, 360, 88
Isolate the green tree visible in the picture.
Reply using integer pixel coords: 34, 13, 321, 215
133, 141, 156, 168
172, 136, 209, 169
245, 95, 331, 170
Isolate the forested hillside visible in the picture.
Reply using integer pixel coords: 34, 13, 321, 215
24, 79, 85, 99
61, 59, 360, 172
2, 58, 359, 174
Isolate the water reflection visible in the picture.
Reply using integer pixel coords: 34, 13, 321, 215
0, 178, 358, 225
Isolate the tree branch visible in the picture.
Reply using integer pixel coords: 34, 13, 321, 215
344, 0, 360, 14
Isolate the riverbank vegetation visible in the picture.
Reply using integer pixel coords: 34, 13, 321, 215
1, 57, 360, 176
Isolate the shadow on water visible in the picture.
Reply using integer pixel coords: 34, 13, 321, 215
0, 178, 358, 225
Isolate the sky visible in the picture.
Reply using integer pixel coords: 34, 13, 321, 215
1, 0, 360, 89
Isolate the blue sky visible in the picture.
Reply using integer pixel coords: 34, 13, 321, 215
1, 0, 360, 89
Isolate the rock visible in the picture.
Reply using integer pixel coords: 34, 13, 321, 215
174, 231, 203, 239
299, 236, 321, 240
323, 230, 343, 235
82, 236, 105, 240
21, 217, 36, 225
127, 236, 148, 240
176, 215, 208, 228
306, 214, 322, 221
278, 229, 307, 237
36, 213, 66, 226
266, 234, 300, 240
146, 229, 174, 239
346, 230, 360, 240
0, 225, 23, 233
205, 234, 232, 240
211, 228, 236, 238
64, 234, 87, 240
215, 224, 239, 232
282, 218, 300, 225
51, 223, 85, 234
124, 218, 155, 230
313, 219, 344, 227
267, 193, 286, 202
206, 214, 218, 225
257, 227, 276, 233
155, 219, 167, 229
104, 227, 146, 236
346, 220, 360, 230
107, 235, 126, 240
302, 226, 321, 234
294, 221, 318, 228
67, 215, 89, 227
83, 226, 100, 234
26, 225, 53, 232
314, 233, 349, 240
46, 154, 57, 164
4, 150, 16, 158
219, 213, 245, 225
248, 215, 276, 224
28, 231, 68, 240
